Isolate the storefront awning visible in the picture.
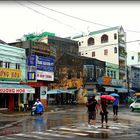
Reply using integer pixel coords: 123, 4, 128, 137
47, 89, 78, 95
103, 86, 116, 92
0, 84, 35, 94
115, 87, 135, 93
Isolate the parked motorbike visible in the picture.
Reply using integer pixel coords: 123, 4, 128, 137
31, 104, 44, 116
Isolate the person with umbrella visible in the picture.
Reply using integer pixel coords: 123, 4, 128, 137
110, 93, 120, 119
86, 95, 98, 128
100, 97, 109, 128
100, 95, 115, 128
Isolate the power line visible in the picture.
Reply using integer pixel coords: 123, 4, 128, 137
28, 1, 140, 34
28, 1, 110, 28
15, 1, 83, 33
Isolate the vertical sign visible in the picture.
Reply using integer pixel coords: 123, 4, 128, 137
27, 55, 37, 82
40, 86, 47, 99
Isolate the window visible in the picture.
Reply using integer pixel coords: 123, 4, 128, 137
88, 37, 94, 46
101, 34, 108, 43
104, 49, 108, 55
114, 33, 117, 40
114, 47, 117, 53
78, 42, 81, 46
131, 56, 134, 60
114, 71, 116, 79
68, 72, 71, 79
92, 51, 95, 57
77, 72, 80, 78
138, 52, 140, 62
0, 61, 3, 67
16, 63, 20, 69
85, 52, 88, 55
81, 53, 84, 55
107, 70, 110, 76
110, 71, 113, 77
5, 62, 10, 68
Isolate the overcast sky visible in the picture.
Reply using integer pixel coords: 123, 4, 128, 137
0, 1, 140, 51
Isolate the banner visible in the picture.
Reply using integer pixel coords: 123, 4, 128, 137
0, 68, 21, 80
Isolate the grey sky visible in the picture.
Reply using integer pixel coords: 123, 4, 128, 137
0, 1, 140, 51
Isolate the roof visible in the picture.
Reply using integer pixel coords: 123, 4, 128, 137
89, 26, 121, 36
0, 39, 7, 44
72, 26, 123, 39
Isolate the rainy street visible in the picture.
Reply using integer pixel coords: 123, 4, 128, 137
0, 105, 140, 140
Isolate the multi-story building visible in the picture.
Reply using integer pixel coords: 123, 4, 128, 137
0, 43, 35, 111
9, 40, 55, 109
49, 53, 105, 104
72, 26, 127, 91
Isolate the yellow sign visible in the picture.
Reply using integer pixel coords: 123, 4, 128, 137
102, 76, 112, 85
0, 68, 21, 80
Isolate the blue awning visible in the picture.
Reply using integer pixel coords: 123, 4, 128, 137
47, 89, 62, 94
47, 89, 78, 94
0, 84, 35, 94
115, 87, 135, 93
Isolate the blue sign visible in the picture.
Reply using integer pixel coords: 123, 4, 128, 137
27, 72, 36, 81
28, 55, 37, 66
37, 65, 54, 72
37, 56, 55, 72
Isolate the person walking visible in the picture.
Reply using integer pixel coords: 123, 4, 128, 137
113, 97, 119, 119
100, 98, 109, 128
86, 95, 98, 128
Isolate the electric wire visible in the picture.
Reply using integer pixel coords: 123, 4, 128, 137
28, 1, 140, 34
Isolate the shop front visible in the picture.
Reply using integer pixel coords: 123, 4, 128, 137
0, 83, 35, 111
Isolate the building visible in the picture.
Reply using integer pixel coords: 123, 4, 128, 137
9, 40, 55, 109
72, 26, 127, 93
49, 53, 106, 104
0, 43, 35, 111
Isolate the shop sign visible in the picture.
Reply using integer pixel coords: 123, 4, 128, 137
37, 56, 54, 72
0, 68, 21, 80
0, 88, 25, 93
37, 70, 54, 81
27, 55, 37, 66
27, 72, 37, 81
102, 76, 112, 85
111, 79, 123, 86
40, 86, 47, 99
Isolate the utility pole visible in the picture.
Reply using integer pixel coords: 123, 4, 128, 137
127, 66, 130, 96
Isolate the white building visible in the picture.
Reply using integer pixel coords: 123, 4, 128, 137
72, 26, 127, 81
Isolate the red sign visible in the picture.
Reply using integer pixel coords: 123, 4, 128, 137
28, 82, 44, 87
0, 88, 25, 93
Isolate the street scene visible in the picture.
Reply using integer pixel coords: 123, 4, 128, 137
1, 1, 140, 140
0, 105, 140, 140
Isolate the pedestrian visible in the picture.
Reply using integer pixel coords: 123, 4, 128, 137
113, 97, 119, 119
34, 98, 42, 106
100, 98, 109, 128
86, 95, 98, 128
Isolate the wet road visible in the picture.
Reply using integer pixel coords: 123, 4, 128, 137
0, 105, 140, 139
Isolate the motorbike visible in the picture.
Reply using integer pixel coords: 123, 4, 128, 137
31, 104, 44, 116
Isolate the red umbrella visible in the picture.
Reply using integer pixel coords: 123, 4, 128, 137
100, 95, 115, 101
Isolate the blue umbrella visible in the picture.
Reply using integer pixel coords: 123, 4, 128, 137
110, 93, 119, 97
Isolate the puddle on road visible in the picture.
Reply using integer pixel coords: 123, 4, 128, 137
0, 121, 14, 127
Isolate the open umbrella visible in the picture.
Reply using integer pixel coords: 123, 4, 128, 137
100, 95, 115, 101
110, 93, 119, 97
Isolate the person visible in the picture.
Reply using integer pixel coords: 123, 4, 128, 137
34, 98, 44, 113
113, 97, 119, 119
86, 95, 98, 128
34, 98, 42, 106
100, 98, 109, 128
19, 101, 24, 112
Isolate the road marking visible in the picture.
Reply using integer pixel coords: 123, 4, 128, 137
32, 131, 74, 138
14, 133, 44, 139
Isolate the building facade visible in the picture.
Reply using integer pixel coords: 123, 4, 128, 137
72, 26, 127, 82
0, 43, 35, 111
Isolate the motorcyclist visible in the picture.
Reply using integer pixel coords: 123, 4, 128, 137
34, 98, 44, 113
